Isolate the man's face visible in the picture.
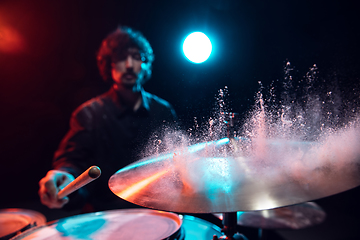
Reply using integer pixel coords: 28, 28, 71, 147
111, 48, 144, 88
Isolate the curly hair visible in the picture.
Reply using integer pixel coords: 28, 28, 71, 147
97, 26, 155, 84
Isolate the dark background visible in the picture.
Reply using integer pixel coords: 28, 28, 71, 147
1, 0, 360, 239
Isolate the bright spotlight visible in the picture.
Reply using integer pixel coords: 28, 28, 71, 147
183, 32, 212, 64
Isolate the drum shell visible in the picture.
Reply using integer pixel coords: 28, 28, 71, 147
180, 215, 223, 240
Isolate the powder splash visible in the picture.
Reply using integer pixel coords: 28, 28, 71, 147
113, 62, 360, 212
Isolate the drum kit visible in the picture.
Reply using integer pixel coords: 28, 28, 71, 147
2, 114, 360, 239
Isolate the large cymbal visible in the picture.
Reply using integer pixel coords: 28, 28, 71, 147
109, 136, 360, 213
213, 202, 326, 229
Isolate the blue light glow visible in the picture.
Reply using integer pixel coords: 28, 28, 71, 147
183, 32, 212, 64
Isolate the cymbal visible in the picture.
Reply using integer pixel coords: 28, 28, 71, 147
0, 208, 46, 239
213, 202, 326, 229
109, 136, 360, 213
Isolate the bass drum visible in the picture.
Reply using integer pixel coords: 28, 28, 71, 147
10, 209, 182, 240
181, 215, 223, 240
0, 209, 46, 240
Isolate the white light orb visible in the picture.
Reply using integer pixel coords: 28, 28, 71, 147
183, 32, 212, 64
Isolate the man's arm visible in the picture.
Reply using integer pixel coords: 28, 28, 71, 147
38, 105, 97, 209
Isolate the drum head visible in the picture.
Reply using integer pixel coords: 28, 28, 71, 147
11, 209, 181, 240
0, 208, 46, 239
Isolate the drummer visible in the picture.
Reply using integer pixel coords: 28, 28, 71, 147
38, 26, 178, 212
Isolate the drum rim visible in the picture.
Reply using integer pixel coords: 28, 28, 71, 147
9, 225, 44, 240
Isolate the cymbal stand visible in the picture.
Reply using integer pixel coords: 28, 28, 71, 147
213, 212, 248, 240
213, 113, 247, 239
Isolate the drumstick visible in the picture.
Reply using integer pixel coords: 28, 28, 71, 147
57, 166, 101, 199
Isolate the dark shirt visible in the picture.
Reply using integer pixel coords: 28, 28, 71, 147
53, 87, 177, 211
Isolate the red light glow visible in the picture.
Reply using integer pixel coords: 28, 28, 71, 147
0, 25, 25, 53
116, 170, 168, 199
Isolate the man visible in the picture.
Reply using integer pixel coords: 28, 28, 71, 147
38, 26, 177, 211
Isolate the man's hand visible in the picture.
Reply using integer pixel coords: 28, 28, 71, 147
38, 170, 75, 209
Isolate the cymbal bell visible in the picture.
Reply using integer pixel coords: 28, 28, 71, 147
213, 202, 326, 229
109, 136, 360, 213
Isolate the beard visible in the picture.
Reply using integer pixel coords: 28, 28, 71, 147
112, 69, 145, 91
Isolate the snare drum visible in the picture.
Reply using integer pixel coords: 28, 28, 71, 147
10, 209, 182, 240
0, 209, 46, 240
181, 215, 223, 240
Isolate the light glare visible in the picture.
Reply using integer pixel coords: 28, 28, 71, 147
183, 32, 212, 64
